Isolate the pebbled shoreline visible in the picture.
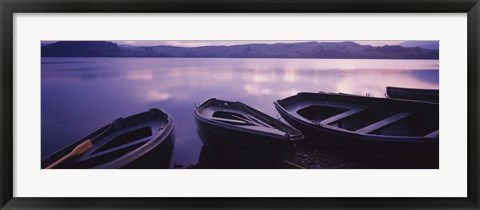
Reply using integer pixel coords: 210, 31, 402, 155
173, 141, 372, 169
280, 141, 371, 169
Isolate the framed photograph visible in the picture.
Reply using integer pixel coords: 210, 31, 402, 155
1, 0, 479, 209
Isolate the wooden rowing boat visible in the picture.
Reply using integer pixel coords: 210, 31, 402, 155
41, 109, 175, 169
194, 98, 303, 166
274, 92, 439, 168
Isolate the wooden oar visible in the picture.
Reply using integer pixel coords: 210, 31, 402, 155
231, 114, 258, 126
46, 139, 93, 169
283, 160, 307, 169
231, 114, 275, 128
244, 115, 275, 129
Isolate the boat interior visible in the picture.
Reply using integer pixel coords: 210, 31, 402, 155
291, 100, 438, 138
197, 99, 292, 136
210, 109, 288, 135
67, 117, 166, 168
213, 111, 274, 128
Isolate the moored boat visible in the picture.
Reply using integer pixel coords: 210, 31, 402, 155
274, 92, 439, 168
386, 86, 439, 102
42, 108, 175, 169
193, 98, 304, 167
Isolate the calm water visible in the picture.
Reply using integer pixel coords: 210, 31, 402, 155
41, 57, 439, 167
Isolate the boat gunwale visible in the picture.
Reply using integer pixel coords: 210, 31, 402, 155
386, 86, 439, 92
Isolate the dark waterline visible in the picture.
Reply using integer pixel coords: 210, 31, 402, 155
41, 57, 439, 167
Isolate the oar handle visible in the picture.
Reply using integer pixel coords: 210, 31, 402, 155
283, 160, 307, 169
45, 139, 93, 169
46, 152, 74, 169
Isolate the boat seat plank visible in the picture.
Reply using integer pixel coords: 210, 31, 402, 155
79, 136, 152, 161
290, 100, 366, 113
355, 111, 414, 134
424, 130, 439, 138
211, 117, 250, 125
232, 114, 275, 129
320, 106, 368, 125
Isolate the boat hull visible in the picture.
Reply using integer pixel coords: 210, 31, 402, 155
194, 116, 296, 167
118, 130, 175, 169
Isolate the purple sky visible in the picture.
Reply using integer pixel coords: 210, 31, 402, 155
112, 40, 405, 47
42, 40, 440, 48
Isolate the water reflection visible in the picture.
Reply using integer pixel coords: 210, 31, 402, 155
283, 68, 301, 82
247, 68, 277, 83
244, 84, 273, 96
146, 90, 170, 101
42, 57, 439, 167
125, 69, 154, 80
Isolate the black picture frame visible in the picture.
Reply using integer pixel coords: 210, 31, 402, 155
1, 0, 479, 209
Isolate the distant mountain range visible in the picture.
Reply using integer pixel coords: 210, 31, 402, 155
41, 41, 439, 59
399, 41, 439, 50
